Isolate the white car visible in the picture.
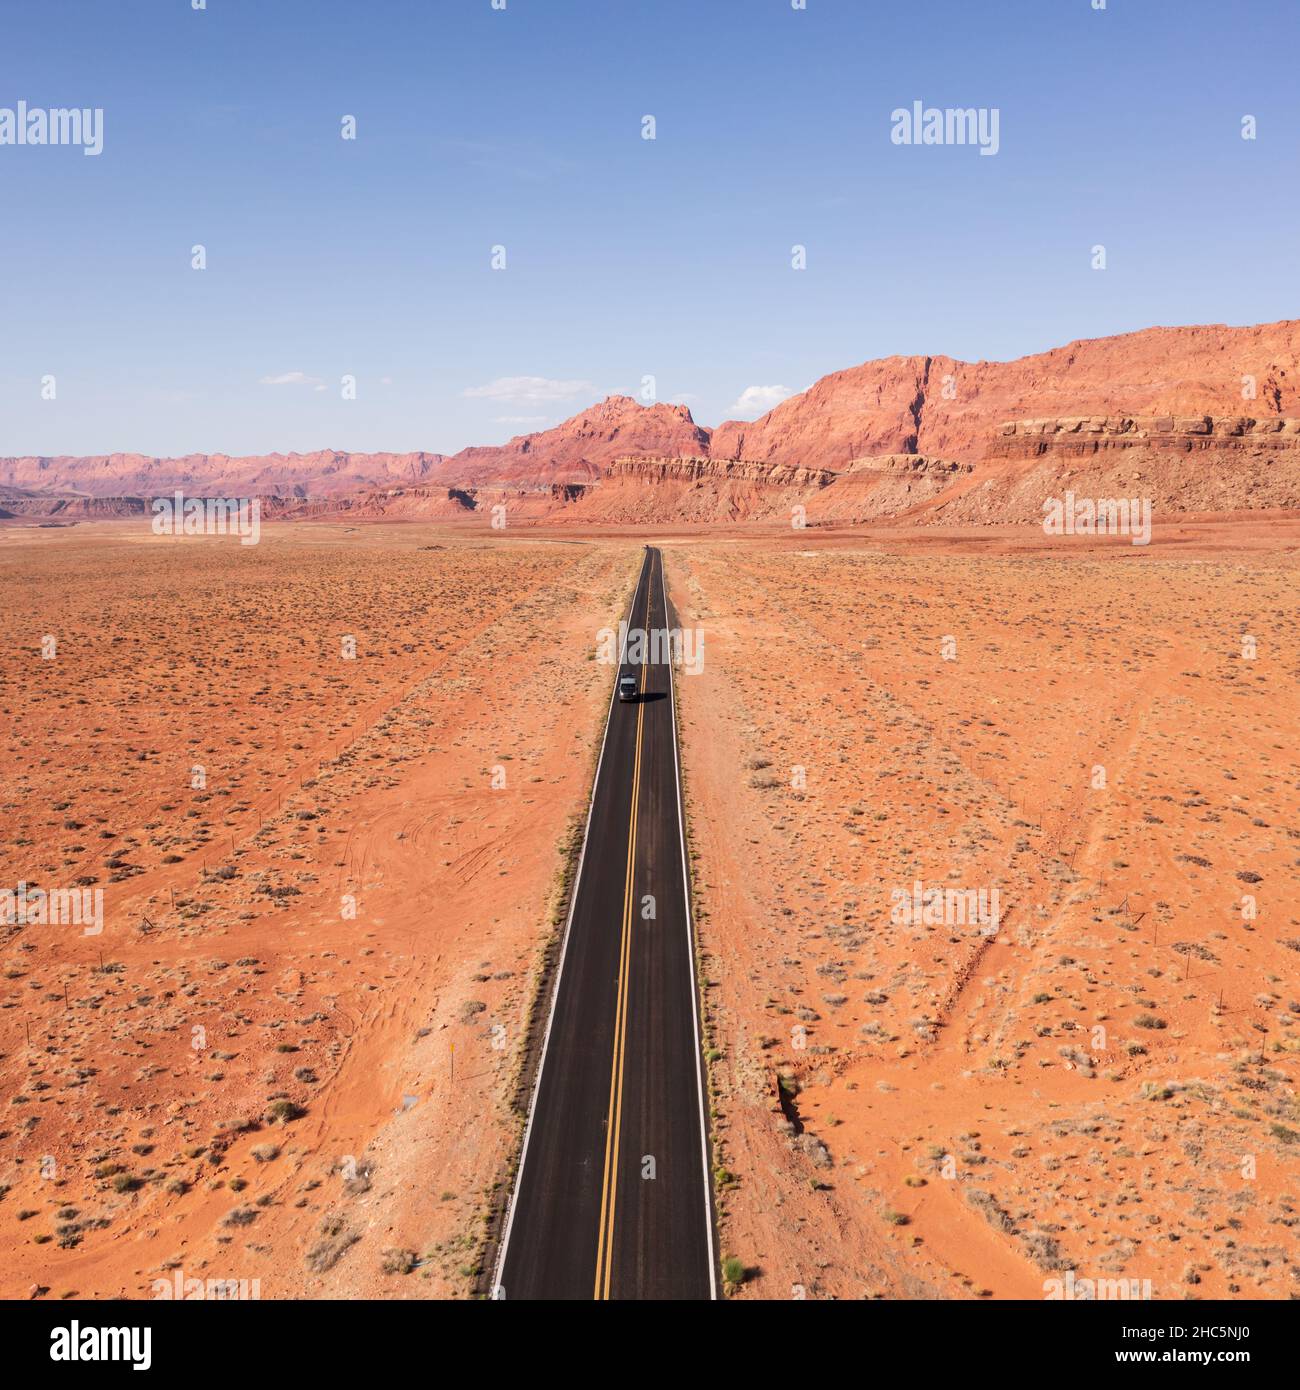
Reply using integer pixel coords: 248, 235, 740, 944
618, 674, 638, 702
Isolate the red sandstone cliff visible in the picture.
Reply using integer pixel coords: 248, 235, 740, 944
6, 321, 1300, 521
710, 320, 1300, 468
430, 395, 711, 487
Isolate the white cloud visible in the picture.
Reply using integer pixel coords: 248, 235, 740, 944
462, 376, 598, 405
728, 384, 794, 418
260, 371, 325, 388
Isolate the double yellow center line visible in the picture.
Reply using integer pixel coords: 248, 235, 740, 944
593, 551, 655, 1300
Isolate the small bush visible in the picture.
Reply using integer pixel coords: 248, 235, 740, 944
381, 1248, 416, 1276
306, 1215, 359, 1273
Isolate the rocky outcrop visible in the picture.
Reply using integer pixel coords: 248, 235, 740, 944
711, 320, 1300, 468
988, 414, 1300, 459
923, 416, 1300, 525
840, 453, 972, 477
0, 493, 151, 519
547, 452, 972, 525
268, 482, 571, 523
801, 455, 973, 524
550, 482, 591, 504
607, 454, 838, 489
435, 397, 711, 488
552, 454, 826, 525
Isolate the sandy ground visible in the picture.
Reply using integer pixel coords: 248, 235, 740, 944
663, 518, 1300, 1301
4, 513, 1299, 1303
0, 520, 634, 1299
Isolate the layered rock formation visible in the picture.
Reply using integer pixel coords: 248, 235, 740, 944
803, 454, 974, 524
711, 320, 1300, 468
0, 489, 150, 520
987, 413, 1300, 459
608, 454, 838, 489
539, 417, 1300, 528
550, 455, 830, 525
929, 415, 1300, 524
432, 396, 711, 488
5, 320, 1299, 526
543, 453, 973, 526
0, 451, 445, 499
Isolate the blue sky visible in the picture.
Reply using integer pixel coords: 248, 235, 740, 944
1, 0, 1296, 457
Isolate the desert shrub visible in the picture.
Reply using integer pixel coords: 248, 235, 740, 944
1022, 1230, 1068, 1271
306, 1215, 359, 1273
381, 1248, 416, 1276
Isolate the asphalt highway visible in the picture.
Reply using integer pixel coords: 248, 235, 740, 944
494, 546, 716, 1300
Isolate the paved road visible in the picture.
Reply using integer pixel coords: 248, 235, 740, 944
494, 546, 716, 1300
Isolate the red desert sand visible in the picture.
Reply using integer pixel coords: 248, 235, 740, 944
2, 514, 1298, 1300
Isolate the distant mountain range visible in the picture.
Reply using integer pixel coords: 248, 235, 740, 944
5, 319, 1299, 525
0, 450, 446, 500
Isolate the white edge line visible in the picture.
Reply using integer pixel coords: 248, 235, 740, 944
663, 552, 720, 1301
491, 549, 647, 1299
